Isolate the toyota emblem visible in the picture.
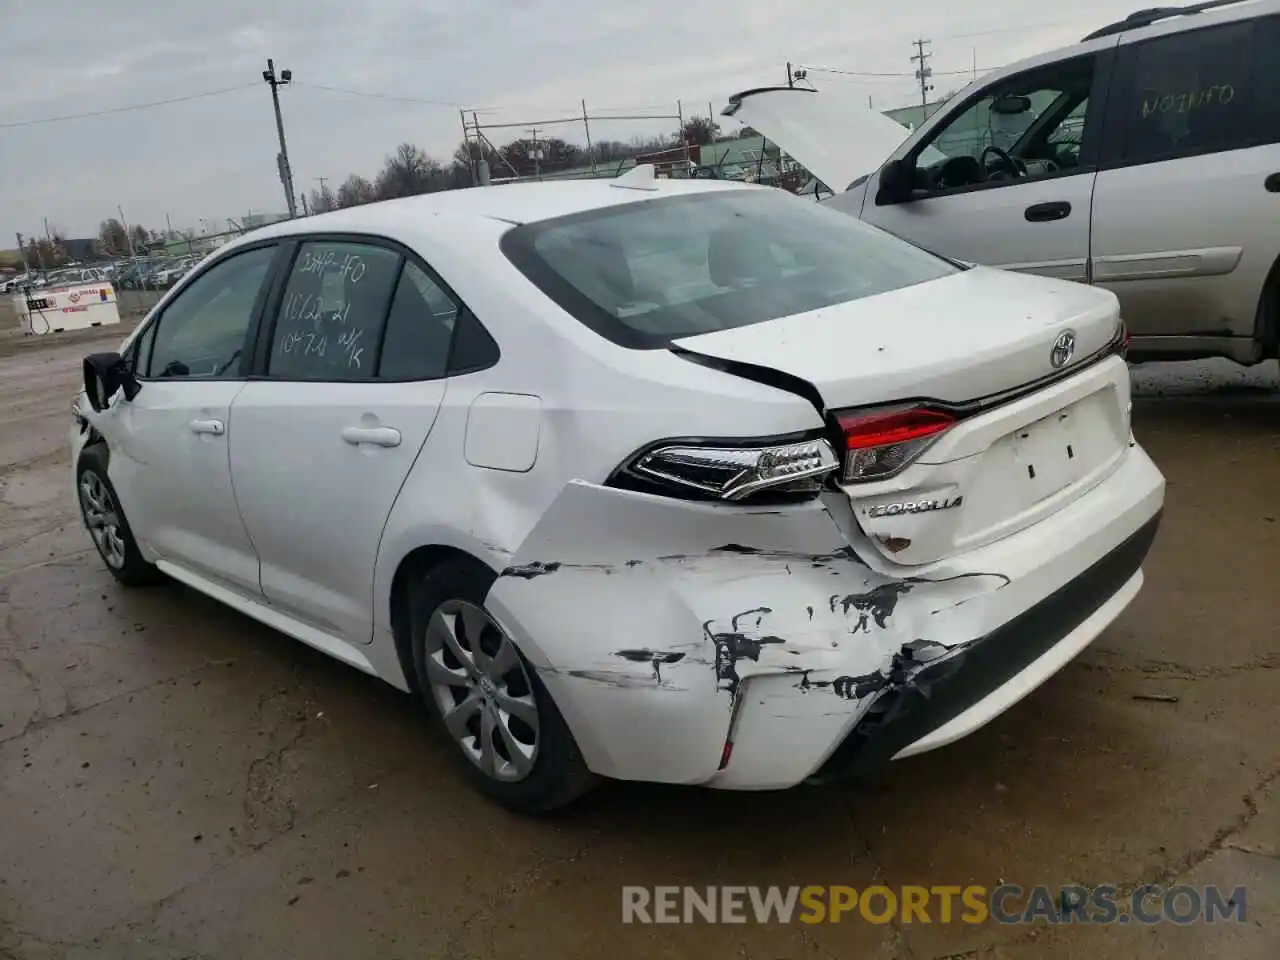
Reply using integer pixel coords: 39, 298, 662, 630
1050, 330, 1076, 369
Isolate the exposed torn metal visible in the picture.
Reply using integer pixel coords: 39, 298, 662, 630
705, 617, 786, 697
499, 561, 563, 580
831, 638, 960, 701
830, 582, 914, 633
615, 649, 687, 683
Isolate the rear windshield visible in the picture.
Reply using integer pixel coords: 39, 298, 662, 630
500, 187, 958, 347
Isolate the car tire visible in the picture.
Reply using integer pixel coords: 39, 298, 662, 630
409, 556, 598, 814
76, 447, 163, 587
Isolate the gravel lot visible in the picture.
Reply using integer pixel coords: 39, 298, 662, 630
1, 304, 1276, 959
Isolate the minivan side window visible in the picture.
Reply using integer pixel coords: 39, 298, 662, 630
1114, 20, 1255, 164
267, 241, 402, 381
146, 245, 276, 379
906, 55, 1098, 195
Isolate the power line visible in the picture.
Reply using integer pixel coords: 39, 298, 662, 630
0, 83, 258, 129
290, 80, 473, 109
801, 64, 993, 79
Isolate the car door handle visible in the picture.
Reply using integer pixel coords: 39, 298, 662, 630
1266, 173, 1280, 193
1025, 201, 1072, 223
189, 418, 225, 436
341, 426, 401, 448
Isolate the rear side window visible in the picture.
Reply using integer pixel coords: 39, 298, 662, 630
268, 242, 402, 380
1114, 20, 1256, 163
501, 189, 958, 348
377, 262, 457, 381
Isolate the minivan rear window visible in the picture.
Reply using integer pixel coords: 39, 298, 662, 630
500, 188, 958, 348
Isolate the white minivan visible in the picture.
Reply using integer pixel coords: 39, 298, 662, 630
727, 0, 1280, 366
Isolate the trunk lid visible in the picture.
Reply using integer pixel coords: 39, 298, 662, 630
672, 266, 1121, 409
673, 267, 1130, 565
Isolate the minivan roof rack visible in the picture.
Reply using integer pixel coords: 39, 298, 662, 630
1081, 0, 1251, 40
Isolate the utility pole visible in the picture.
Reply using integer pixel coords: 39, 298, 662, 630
16, 233, 29, 275
911, 38, 934, 113
526, 127, 543, 179
460, 109, 477, 186
301, 193, 310, 217
582, 100, 596, 176
262, 59, 298, 219
786, 62, 794, 88
117, 205, 136, 257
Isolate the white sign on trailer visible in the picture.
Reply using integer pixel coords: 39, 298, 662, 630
13, 283, 121, 336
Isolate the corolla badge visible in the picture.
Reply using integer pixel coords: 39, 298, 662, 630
1051, 330, 1077, 369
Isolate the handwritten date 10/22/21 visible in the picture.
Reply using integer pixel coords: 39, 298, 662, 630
280, 326, 366, 370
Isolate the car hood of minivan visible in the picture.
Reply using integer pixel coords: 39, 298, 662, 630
670, 267, 1121, 410
722, 85, 916, 194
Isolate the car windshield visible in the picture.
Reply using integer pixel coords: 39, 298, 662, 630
501, 188, 958, 346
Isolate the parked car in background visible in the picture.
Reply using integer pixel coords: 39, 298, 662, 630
727, 0, 1280, 367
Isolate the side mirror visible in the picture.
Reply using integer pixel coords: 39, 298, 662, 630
83, 352, 141, 413
876, 159, 916, 205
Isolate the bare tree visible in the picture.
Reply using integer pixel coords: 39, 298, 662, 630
129, 224, 150, 251
375, 143, 442, 199
336, 174, 377, 208
308, 184, 338, 214
98, 218, 129, 257
679, 116, 720, 146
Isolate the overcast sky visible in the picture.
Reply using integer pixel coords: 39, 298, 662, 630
1, 0, 1141, 241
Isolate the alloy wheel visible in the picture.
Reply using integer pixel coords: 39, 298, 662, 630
423, 599, 540, 782
79, 472, 127, 570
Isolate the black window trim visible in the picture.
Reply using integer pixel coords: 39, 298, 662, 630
880, 47, 1118, 204
245, 230, 499, 383
129, 239, 288, 383
1097, 15, 1273, 172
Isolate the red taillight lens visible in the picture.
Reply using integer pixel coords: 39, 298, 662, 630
835, 406, 955, 483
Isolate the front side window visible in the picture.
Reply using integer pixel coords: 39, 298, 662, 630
909, 56, 1097, 192
501, 188, 958, 346
146, 245, 276, 379
1118, 21, 1255, 163
268, 241, 402, 380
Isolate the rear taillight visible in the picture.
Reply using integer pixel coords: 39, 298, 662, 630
612, 436, 839, 503
835, 406, 955, 483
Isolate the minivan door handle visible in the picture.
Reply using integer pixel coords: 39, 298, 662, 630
189, 418, 225, 436
1265, 173, 1280, 193
341, 425, 401, 448
1025, 201, 1072, 222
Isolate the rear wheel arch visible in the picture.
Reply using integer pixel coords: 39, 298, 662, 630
389, 544, 498, 693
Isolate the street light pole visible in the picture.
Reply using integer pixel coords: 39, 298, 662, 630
262, 59, 298, 219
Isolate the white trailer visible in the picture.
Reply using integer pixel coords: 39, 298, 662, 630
12, 282, 121, 336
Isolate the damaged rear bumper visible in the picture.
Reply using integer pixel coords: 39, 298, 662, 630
484, 444, 1165, 791
809, 510, 1160, 784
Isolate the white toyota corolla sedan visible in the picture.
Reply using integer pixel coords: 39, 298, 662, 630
71, 170, 1164, 812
